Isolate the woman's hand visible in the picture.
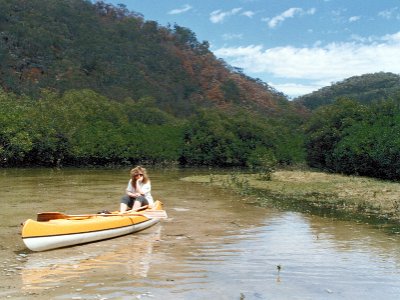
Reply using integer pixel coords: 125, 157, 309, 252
127, 191, 141, 198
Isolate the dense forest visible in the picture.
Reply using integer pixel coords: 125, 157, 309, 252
0, 88, 305, 168
304, 97, 400, 180
1, 0, 400, 181
295, 72, 400, 180
294, 72, 400, 110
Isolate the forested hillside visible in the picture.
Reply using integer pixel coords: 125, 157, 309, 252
292, 72, 400, 181
0, 0, 299, 117
294, 72, 400, 110
5, 0, 400, 181
0, 0, 306, 168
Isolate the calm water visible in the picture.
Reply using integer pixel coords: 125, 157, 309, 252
1, 168, 400, 299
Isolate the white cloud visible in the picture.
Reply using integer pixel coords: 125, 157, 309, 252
349, 16, 361, 22
267, 7, 316, 28
168, 4, 192, 15
242, 10, 255, 18
222, 33, 243, 40
214, 32, 400, 97
350, 34, 374, 43
307, 8, 317, 15
210, 8, 242, 24
382, 31, 400, 42
269, 82, 322, 98
378, 7, 400, 19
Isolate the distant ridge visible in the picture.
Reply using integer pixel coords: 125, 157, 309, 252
293, 72, 400, 110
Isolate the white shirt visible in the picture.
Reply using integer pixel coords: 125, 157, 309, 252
126, 179, 154, 205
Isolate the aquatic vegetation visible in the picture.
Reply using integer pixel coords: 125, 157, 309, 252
182, 170, 400, 230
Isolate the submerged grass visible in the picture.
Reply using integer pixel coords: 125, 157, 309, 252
182, 170, 400, 231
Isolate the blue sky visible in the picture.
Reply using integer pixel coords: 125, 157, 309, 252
105, 0, 400, 98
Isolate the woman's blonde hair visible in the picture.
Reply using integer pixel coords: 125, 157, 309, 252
130, 166, 149, 183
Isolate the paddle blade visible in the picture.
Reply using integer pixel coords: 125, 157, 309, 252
36, 210, 168, 221
37, 212, 67, 222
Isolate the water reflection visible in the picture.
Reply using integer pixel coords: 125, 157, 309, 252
149, 209, 400, 299
21, 226, 162, 290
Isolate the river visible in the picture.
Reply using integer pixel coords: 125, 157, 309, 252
0, 168, 399, 299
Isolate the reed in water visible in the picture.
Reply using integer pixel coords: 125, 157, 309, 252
182, 170, 400, 228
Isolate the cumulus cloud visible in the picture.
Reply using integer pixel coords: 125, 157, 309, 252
349, 16, 361, 22
210, 8, 242, 23
168, 4, 192, 15
214, 32, 400, 97
242, 10, 255, 18
378, 7, 400, 19
267, 7, 316, 28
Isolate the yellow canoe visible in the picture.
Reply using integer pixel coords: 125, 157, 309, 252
22, 201, 165, 251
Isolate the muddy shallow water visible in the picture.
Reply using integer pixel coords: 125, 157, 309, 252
1, 168, 400, 299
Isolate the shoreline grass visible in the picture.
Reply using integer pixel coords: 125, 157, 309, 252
182, 170, 400, 230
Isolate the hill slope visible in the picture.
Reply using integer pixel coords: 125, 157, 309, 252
0, 0, 300, 117
294, 72, 400, 110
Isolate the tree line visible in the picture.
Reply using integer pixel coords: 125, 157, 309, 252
0, 88, 305, 168
3, 87, 400, 182
305, 97, 400, 180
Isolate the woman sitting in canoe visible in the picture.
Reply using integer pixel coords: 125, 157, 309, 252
120, 166, 154, 213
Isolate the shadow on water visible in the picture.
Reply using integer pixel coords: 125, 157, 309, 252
1, 168, 400, 299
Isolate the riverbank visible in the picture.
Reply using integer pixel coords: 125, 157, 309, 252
182, 170, 400, 230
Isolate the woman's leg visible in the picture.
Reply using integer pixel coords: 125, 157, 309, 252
132, 196, 149, 210
120, 202, 130, 213
120, 195, 134, 213
132, 201, 142, 210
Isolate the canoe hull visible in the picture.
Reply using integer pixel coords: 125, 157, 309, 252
22, 217, 159, 252
22, 201, 164, 251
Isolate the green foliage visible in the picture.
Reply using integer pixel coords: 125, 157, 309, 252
304, 98, 366, 170
0, 90, 33, 163
223, 173, 251, 195
179, 109, 304, 168
331, 100, 400, 179
132, 124, 185, 163
295, 72, 400, 110
273, 125, 306, 165
180, 110, 243, 166
0, 88, 186, 167
305, 96, 400, 180
124, 97, 176, 125
246, 146, 276, 180
60, 90, 185, 165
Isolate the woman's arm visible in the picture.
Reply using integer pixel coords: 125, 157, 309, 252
126, 179, 141, 197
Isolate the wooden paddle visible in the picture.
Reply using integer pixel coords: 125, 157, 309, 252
37, 210, 168, 222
